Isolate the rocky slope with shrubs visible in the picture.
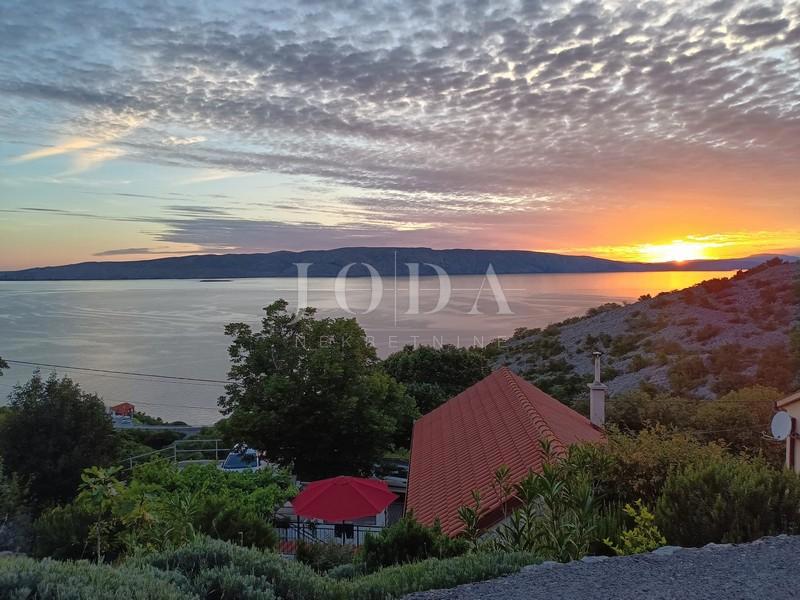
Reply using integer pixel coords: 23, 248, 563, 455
498, 259, 799, 402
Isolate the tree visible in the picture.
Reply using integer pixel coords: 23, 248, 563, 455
0, 373, 119, 509
382, 344, 491, 415
0, 356, 7, 373
220, 300, 417, 479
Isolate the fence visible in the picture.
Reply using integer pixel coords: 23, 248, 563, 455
122, 438, 229, 470
276, 521, 384, 554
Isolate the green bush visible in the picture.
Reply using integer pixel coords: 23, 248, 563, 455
0, 556, 188, 599
131, 536, 538, 600
358, 515, 468, 572
656, 455, 800, 546
296, 541, 355, 573
195, 495, 279, 550
326, 563, 360, 580
604, 500, 666, 555
667, 355, 707, 394
33, 503, 95, 560
0, 459, 32, 553
574, 427, 729, 506
188, 565, 276, 599
345, 551, 538, 599
132, 537, 340, 599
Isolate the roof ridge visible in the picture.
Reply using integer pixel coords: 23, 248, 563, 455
499, 367, 567, 456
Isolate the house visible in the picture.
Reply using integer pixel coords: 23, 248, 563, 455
405, 365, 605, 537
109, 402, 135, 417
775, 390, 800, 471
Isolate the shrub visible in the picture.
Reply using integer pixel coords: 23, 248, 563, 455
131, 536, 538, 600
604, 500, 665, 555
195, 495, 279, 550
33, 503, 95, 560
297, 541, 355, 573
586, 303, 622, 317
667, 355, 707, 394
579, 427, 729, 506
487, 459, 598, 561
345, 551, 538, 599
627, 354, 652, 373
606, 390, 696, 432
358, 514, 468, 572
0, 459, 32, 553
188, 565, 276, 599
694, 323, 721, 342
691, 386, 782, 461
0, 556, 187, 600
132, 536, 340, 599
656, 456, 800, 546
755, 344, 796, 392
326, 563, 360, 580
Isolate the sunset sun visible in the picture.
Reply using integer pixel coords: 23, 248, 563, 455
640, 241, 710, 264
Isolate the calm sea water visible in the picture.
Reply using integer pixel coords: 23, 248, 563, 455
0, 271, 731, 424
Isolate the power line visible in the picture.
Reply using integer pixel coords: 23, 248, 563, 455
133, 399, 222, 411
4, 359, 229, 385
607, 397, 779, 404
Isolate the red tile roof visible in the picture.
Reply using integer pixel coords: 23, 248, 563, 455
405, 367, 603, 536
109, 402, 135, 416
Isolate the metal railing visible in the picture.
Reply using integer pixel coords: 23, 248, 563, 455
276, 521, 385, 552
122, 438, 229, 471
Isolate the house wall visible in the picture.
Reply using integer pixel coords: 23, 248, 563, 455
781, 403, 800, 472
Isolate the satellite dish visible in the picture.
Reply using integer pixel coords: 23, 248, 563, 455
771, 412, 794, 441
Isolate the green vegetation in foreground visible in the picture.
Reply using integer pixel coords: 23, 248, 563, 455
1, 537, 538, 600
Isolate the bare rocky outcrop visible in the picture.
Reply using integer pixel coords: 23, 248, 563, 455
496, 260, 799, 400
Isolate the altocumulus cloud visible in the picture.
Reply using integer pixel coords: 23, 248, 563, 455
1, 0, 799, 252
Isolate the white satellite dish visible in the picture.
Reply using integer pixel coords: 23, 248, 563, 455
771, 412, 794, 441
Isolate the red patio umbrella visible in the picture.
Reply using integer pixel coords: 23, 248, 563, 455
292, 476, 398, 522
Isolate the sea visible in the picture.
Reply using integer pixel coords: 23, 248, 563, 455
0, 271, 732, 424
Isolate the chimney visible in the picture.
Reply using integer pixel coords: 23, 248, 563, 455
589, 351, 607, 427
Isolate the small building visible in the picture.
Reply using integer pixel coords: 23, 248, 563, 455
109, 402, 135, 417
405, 366, 604, 537
775, 390, 800, 471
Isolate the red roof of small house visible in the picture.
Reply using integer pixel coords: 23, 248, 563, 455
109, 402, 135, 416
405, 367, 604, 537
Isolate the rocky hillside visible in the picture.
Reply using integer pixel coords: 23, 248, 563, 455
498, 259, 800, 402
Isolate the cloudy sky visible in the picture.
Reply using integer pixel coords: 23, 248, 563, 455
1, 0, 799, 270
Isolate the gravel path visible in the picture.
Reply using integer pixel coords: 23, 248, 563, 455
405, 536, 800, 600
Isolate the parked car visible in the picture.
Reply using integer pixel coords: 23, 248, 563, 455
219, 443, 268, 473
372, 458, 409, 488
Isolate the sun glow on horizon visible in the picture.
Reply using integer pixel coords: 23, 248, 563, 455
638, 240, 710, 264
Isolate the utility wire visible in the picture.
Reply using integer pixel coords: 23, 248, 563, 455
4, 359, 228, 385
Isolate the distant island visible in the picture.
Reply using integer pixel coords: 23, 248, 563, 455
0, 247, 796, 281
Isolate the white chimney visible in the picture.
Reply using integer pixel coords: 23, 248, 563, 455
589, 351, 607, 428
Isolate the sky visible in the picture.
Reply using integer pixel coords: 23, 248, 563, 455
1, 0, 799, 271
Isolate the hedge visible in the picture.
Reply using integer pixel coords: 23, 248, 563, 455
0, 556, 188, 600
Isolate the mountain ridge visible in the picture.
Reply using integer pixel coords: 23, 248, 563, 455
1, 247, 796, 281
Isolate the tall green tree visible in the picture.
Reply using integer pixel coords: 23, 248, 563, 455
220, 300, 417, 479
0, 373, 118, 509
382, 344, 491, 414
